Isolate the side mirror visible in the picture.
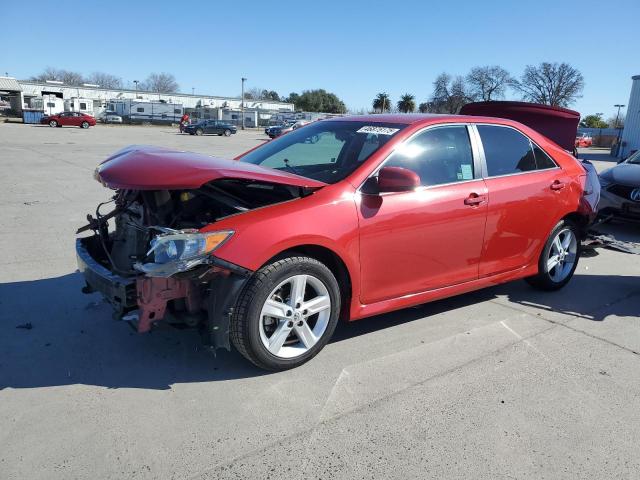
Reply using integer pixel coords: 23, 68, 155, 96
376, 166, 421, 193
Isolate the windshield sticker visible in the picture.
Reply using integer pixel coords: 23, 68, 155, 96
357, 126, 400, 135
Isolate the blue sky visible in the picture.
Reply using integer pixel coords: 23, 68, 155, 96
1, 0, 638, 120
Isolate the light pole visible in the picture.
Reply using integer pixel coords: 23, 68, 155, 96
192, 87, 195, 95
241, 77, 247, 130
614, 104, 625, 156
133, 80, 139, 98
596, 112, 603, 146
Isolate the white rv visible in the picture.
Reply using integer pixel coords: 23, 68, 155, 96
107, 99, 183, 124
30, 95, 65, 115
64, 97, 94, 115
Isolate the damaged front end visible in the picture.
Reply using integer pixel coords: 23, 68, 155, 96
76, 177, 308, 350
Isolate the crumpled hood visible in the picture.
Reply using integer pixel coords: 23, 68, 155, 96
95, 145, 327, 190
600, 163, 640, 186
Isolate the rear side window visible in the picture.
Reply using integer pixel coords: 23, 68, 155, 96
384, 125, 475, 187
532, 144, 557, 169
477, 125, 536, 176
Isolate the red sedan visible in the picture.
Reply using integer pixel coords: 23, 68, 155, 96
41, 111, 96, 129
77, 114, 595, 370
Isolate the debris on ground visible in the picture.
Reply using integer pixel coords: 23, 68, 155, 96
583, 231, 640, 255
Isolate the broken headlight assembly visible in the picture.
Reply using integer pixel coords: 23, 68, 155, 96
134, 229, 234, 277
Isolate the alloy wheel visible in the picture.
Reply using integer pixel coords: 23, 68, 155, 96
546, 228, 578, 282
259, 274, 331, 358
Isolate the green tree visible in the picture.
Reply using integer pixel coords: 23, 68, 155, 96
372, 92, 391, 113
397, 93, 415, 113
288, 89, 347, 113
418, 102, 430, 113
580, 114, 608, 129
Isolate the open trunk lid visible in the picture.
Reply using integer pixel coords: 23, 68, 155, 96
460, 101, 580, 151
95, 145, 327, 190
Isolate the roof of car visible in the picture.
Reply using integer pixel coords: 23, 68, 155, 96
334, 113, 510, 125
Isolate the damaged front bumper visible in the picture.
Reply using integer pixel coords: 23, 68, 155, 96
76, 237, 252, 350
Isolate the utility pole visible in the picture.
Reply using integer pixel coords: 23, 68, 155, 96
596, 112, 603, 146
614, 104, 625, 156
241, 77, 247, 130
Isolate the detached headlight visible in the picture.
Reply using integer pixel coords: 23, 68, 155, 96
134, 230, 233, 277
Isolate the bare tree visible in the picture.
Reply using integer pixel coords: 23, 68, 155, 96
142, 72, 179, 93
466, 65, 513, 101
30, 67, 85, 86
86, 72, 122, 89
429, 73, 472, 113
512, 62, 584, 107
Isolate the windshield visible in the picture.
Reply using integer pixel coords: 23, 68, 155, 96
627, 150, 640, 165
240, 120, 407, 183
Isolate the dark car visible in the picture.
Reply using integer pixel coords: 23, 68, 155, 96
599, 149, 640, 220
184, 120, 237, 136
40, 111, 97, 129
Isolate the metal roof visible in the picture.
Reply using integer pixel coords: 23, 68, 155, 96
0, 77, 22, 92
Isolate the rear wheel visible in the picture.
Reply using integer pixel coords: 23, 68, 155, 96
49, 120, 58, 127
195, 128, 203, 136
223, 129, 232, 137
230, 256, 341, 371
526, 220, 580, 291
81, 121, 89, 129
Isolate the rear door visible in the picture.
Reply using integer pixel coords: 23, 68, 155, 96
473, 124, 571, 276
357, 124, 488, 304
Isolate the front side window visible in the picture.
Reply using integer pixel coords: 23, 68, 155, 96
240, 120, 407, 184
477, 125, 537, 176
384, 125, 475, 186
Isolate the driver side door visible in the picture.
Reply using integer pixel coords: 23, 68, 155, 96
357, 125, 488, 304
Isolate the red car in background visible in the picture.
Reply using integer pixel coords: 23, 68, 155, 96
77, 111, 596, 370
575, 133, 593, 148
41, 111, 97, 129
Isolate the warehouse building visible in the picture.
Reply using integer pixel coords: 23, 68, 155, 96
7, 78, 295, 126
620, 74, 640, 158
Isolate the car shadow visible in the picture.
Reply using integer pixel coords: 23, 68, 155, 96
1, 268, 638, 391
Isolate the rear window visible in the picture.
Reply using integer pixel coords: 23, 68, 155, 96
477, 125, 536, 176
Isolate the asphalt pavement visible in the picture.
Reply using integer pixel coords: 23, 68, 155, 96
1, 124, 639, 479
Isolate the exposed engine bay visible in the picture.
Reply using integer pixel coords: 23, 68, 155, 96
77, 178, 309, 346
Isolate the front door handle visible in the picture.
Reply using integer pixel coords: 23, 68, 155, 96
464, 193, 486, 206
550, 180, 566, 190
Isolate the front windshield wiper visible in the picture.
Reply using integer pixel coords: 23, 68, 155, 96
282, 158, 301, 175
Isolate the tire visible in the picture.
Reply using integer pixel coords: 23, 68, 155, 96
230, 256, 341, 371
81, 121, 89, 129
526, 219, 580, 291
49, 120, 58, 127
223, 129, 232, 137
195, 128, 203, 136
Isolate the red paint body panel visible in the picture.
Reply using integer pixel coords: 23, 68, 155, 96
96, 145, 328, 190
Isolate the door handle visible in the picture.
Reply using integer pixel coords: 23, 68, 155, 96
464, 193, 486, 206
550, 180, 566, 190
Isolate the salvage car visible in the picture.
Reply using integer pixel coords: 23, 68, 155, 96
599, 149, 640, 220
41, 111, 97, 129
575, 133, 593, 148
77, 113, 597, 370
184, 120, 237, 136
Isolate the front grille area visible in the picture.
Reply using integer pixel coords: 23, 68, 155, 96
608, 184, 638, 200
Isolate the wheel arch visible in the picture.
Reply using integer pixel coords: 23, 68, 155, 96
263, 244, 353, 321
560, 211, 590, 239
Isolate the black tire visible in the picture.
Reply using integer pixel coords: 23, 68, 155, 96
195, 128, 203, 136
526, 219, 580, 291
223, 129, 232, 137
49, 120, 57, 127
230, 256, 341, 371
81, 121, 89, 129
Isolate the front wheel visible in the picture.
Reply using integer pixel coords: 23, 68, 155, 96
230, 256, 341, 371
526, 220, 580, 291
49, 120, 58, 127
223, 129, 232, 137
81, 121, 89, 129
195, 128, 203, 136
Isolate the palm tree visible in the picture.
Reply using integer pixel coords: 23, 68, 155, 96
372, 92, 391, 113
397, 94, 415, 113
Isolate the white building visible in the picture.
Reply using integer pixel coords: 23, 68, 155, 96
621, 74, 640, 158
11, 79, 294, 124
